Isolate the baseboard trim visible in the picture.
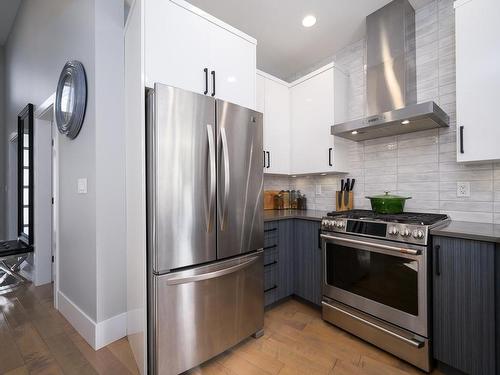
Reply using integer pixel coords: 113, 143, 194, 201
96, 312, 127, 349
58, 291, 96, 347
57, 291, 126, 350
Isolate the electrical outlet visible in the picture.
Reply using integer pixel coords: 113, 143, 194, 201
456, 182, 470, 198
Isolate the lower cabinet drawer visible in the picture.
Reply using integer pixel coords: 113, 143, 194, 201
264, 286, 278, 307
264, 262, 278, 306
264, 244, 278, 264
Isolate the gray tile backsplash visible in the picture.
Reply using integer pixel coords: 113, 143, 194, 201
265, 0, 500, 224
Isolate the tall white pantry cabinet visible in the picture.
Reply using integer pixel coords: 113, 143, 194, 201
455, 0, 500, 162
124, 1, 257, 373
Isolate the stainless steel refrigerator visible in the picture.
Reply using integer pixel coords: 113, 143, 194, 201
146, 83, 264, 375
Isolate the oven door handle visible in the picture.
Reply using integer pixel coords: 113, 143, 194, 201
322, 301, 425, 348
320, 234, 421, 255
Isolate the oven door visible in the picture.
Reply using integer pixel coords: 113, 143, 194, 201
321, 233, 428, 337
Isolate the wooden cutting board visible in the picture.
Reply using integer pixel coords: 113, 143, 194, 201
264, 191, 279, 210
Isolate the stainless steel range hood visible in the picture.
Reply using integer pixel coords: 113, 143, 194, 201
331, 0, 449, 141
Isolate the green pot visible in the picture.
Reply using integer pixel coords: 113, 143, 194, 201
365, 192, 412, 214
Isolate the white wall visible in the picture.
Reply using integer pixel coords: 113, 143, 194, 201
94, 0, 126, 323
6, 0, 98, 320
0, 46, 6, 239
4, 0, 126, 341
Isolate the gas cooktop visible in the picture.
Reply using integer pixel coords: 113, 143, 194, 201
322, 210, 450, 246
326, 209, 449, 225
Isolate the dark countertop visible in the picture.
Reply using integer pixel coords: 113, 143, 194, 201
264, 209, 327, 222
430, 221, 500, 244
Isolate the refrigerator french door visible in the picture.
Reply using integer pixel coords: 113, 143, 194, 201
147, 83, 264, 375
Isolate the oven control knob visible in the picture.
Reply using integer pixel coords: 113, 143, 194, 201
388, 226, 399, 235
401, 228, 411, 237
337, 221, 345, 229
413, 230, 425, 239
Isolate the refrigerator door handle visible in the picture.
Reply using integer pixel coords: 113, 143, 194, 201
220, 127, 230, 230
206, 124, 216, 232
166, 253, 261, 285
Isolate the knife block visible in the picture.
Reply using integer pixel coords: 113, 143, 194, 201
336, 191, 353, 212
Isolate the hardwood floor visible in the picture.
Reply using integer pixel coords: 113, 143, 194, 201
2, 283, 442, 374
189, 299, 444, 375
0, 282, 139, 375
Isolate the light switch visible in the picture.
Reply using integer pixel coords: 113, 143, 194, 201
78, 178, 88, 194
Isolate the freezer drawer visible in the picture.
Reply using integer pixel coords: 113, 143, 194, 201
151, 251, 264, 375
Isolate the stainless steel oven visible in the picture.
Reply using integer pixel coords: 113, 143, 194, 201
319, 210, 449, 372
321, 231, 431, 371
322, 232, 428, 336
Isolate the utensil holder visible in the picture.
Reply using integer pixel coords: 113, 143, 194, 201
336, 191, 353, 212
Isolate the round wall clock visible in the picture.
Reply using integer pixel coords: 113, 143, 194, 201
55, 60, 87, 139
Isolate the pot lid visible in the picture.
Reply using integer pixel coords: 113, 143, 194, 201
365, 191, 412, 200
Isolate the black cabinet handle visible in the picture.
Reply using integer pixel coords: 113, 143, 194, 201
318, 228, 322, 249
264, 261, 278, 268
266, 151, 270, 168
264, 244, 277, 250
263, 151, 266, 168
328, 148, 333, 166
211, 70, 216, 97
435, 245, 441, 276
459, 126, 464, 154
203, 68, 208, 95
264, 285, 277, 293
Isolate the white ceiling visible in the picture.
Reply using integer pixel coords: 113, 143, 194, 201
0, 0, 21, 46
187, 0, 433, 81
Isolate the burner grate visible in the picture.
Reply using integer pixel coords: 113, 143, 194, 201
326, 209, 448, 225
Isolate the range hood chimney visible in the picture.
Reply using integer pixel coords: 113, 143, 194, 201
331, 0, 449, 141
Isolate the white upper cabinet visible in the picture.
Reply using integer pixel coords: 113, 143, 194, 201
258, 72, 291, 175
145, 0, 256, 109
209, 23, 256, 109
455, 0, 500, 162
290, 65, 349, 175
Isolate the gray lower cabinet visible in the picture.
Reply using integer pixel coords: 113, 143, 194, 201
277, 219, 295, 300
264, 221, 279, 306
264, 219, 322, 307
293, 220, 322, 306
432, 236, 496, 375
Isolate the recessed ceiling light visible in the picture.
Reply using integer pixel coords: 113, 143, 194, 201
351, 130, 359, 135
291, 175, 297, 178
401, 120, 410, 125
320, 173, 327, 176
302, 15, 316, 27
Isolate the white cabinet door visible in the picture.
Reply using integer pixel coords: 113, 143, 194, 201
456, 0, 500, 162
264, 77, 290, 174
145, 0, 211, 94
209, 23, 256, 109
290, 69, 337, 175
